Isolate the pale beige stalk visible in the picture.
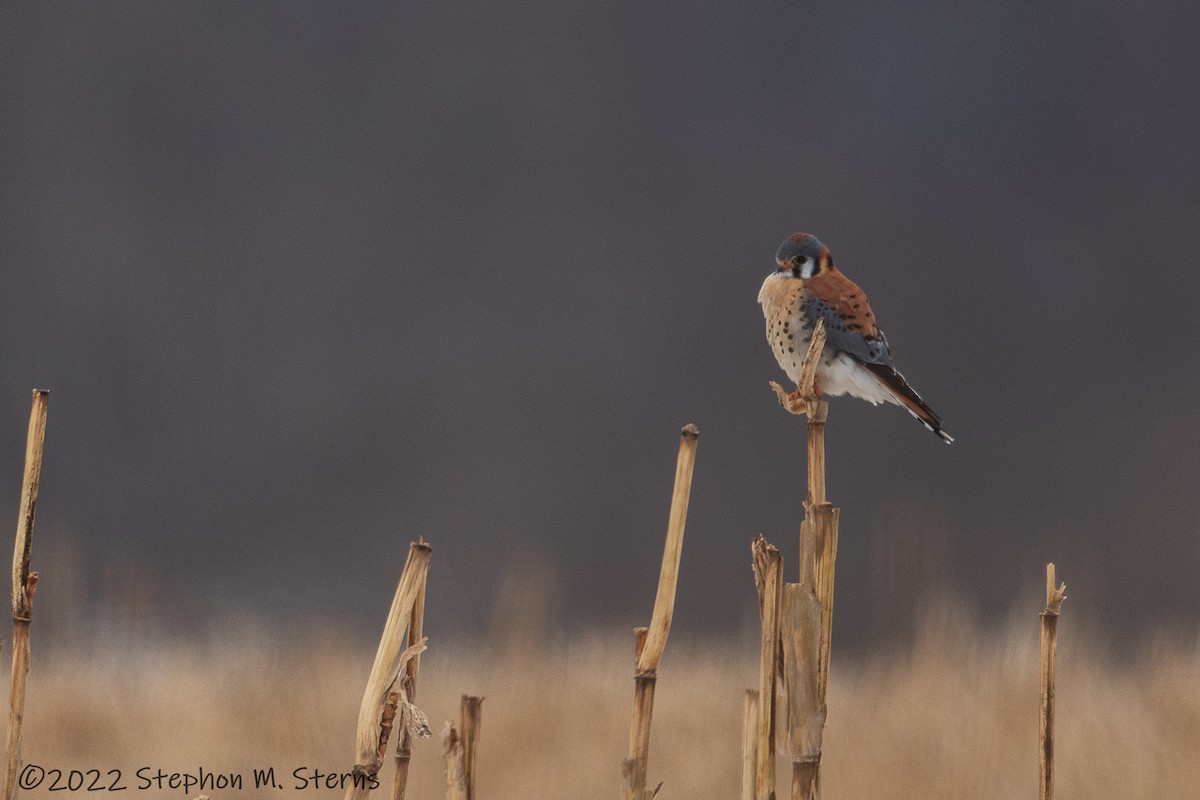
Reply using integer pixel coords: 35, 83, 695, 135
3, 389, 48, 800
393, 541, 430, 800
346, 540, 433, 800
752, 535, 783, 800
741, 689, 759, 800
621, 425, 699, 800
460, 696, 483, 800
443, 722, 466, 800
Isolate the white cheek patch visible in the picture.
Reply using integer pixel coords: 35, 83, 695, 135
800, 259, 816, 278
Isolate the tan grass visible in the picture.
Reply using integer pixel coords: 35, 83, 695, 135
8, 618, 1200, 800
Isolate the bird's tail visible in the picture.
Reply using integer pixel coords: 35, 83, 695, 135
862, 363, 954, 444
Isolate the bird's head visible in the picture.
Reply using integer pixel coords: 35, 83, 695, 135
775, 232, 832, 279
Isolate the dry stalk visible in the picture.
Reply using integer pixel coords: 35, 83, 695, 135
380, 691, 402, 767
346, 540, 433, 800
441, 696, 483, 800
460, 696, 483, 800
741, 689, 759, 800
3, 389, 48, 800
751, 535, 782, 800
375, 638, 430, 765
781, 584, 822, 800
769, 321, 841, 800
811, 502, 838, 706
621, 425, 699, 800
637, 424, 700, 674
1040, 563, 1067, 800
393, 540, 430, 800
442, 722, 466, 800
804, 403, 828, 505
621, 627, 654, 800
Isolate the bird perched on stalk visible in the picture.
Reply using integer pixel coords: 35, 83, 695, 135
758, 232, 953, 443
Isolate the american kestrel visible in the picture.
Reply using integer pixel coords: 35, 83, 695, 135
759, 232, 953, 443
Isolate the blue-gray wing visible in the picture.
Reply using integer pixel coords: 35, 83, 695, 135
800, 294, 895, 367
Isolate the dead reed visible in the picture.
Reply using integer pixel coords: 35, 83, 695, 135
460, 695, 483, 800
621, 423, 699, 800
442, 695, 483, 800
741, 689, 759, 800
1040, 563, 1066, 800
766, 321, 841, 800
751, 535, 782, 800
442, 721, 466, 800
781, 581, 821, 800
346, 539, 432, 800
3, 389, 48, 800
392, 548, 429, 800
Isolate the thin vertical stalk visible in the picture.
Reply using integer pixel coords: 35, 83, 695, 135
460, 695, 483, 800
1040, 563, 1066, 800
636, 424, 700, 674
621, 425, 699, 800
393, 540, 429, 800
811, 502, 838, 707
804, 402, 827, 505
781, 583, 822, 800
443, 723, 466, 800
3, 389, 48, 800
752, 536, 783, 800
622, 628, 654, 800
741, 689, 759, 800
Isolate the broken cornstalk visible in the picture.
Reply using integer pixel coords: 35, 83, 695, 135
443, 721, 466, 800
1040, 563, 1067, 800
751, 535, 783, 800
620, 424, 700, 800
769, 322, 840, 800
346, 539, 433, 800
3, 389, 48, 800
741, 689, 759, 800
443, 695, 483, 800
392, 550, 429, 800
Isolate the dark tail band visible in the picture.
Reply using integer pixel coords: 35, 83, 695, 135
862, 363, 954, 444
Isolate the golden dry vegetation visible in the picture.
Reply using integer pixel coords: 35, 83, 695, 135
10, 611, 1200, 800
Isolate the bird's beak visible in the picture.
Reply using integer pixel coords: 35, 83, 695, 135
777, 258, 802, 277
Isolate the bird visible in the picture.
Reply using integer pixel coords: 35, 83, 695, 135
758, 232, 953, 443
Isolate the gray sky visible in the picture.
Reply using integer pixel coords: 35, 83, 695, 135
2, 2, 1198, 647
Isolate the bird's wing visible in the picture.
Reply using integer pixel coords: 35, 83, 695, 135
803, 269, 953, 443
800, 270, 893, 366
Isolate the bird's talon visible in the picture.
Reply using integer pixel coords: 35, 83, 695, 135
769, 381, 811, 415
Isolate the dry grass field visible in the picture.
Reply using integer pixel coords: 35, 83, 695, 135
10, 610, 1199, 800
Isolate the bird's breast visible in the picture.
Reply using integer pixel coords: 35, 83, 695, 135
759, 273, 814, 384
